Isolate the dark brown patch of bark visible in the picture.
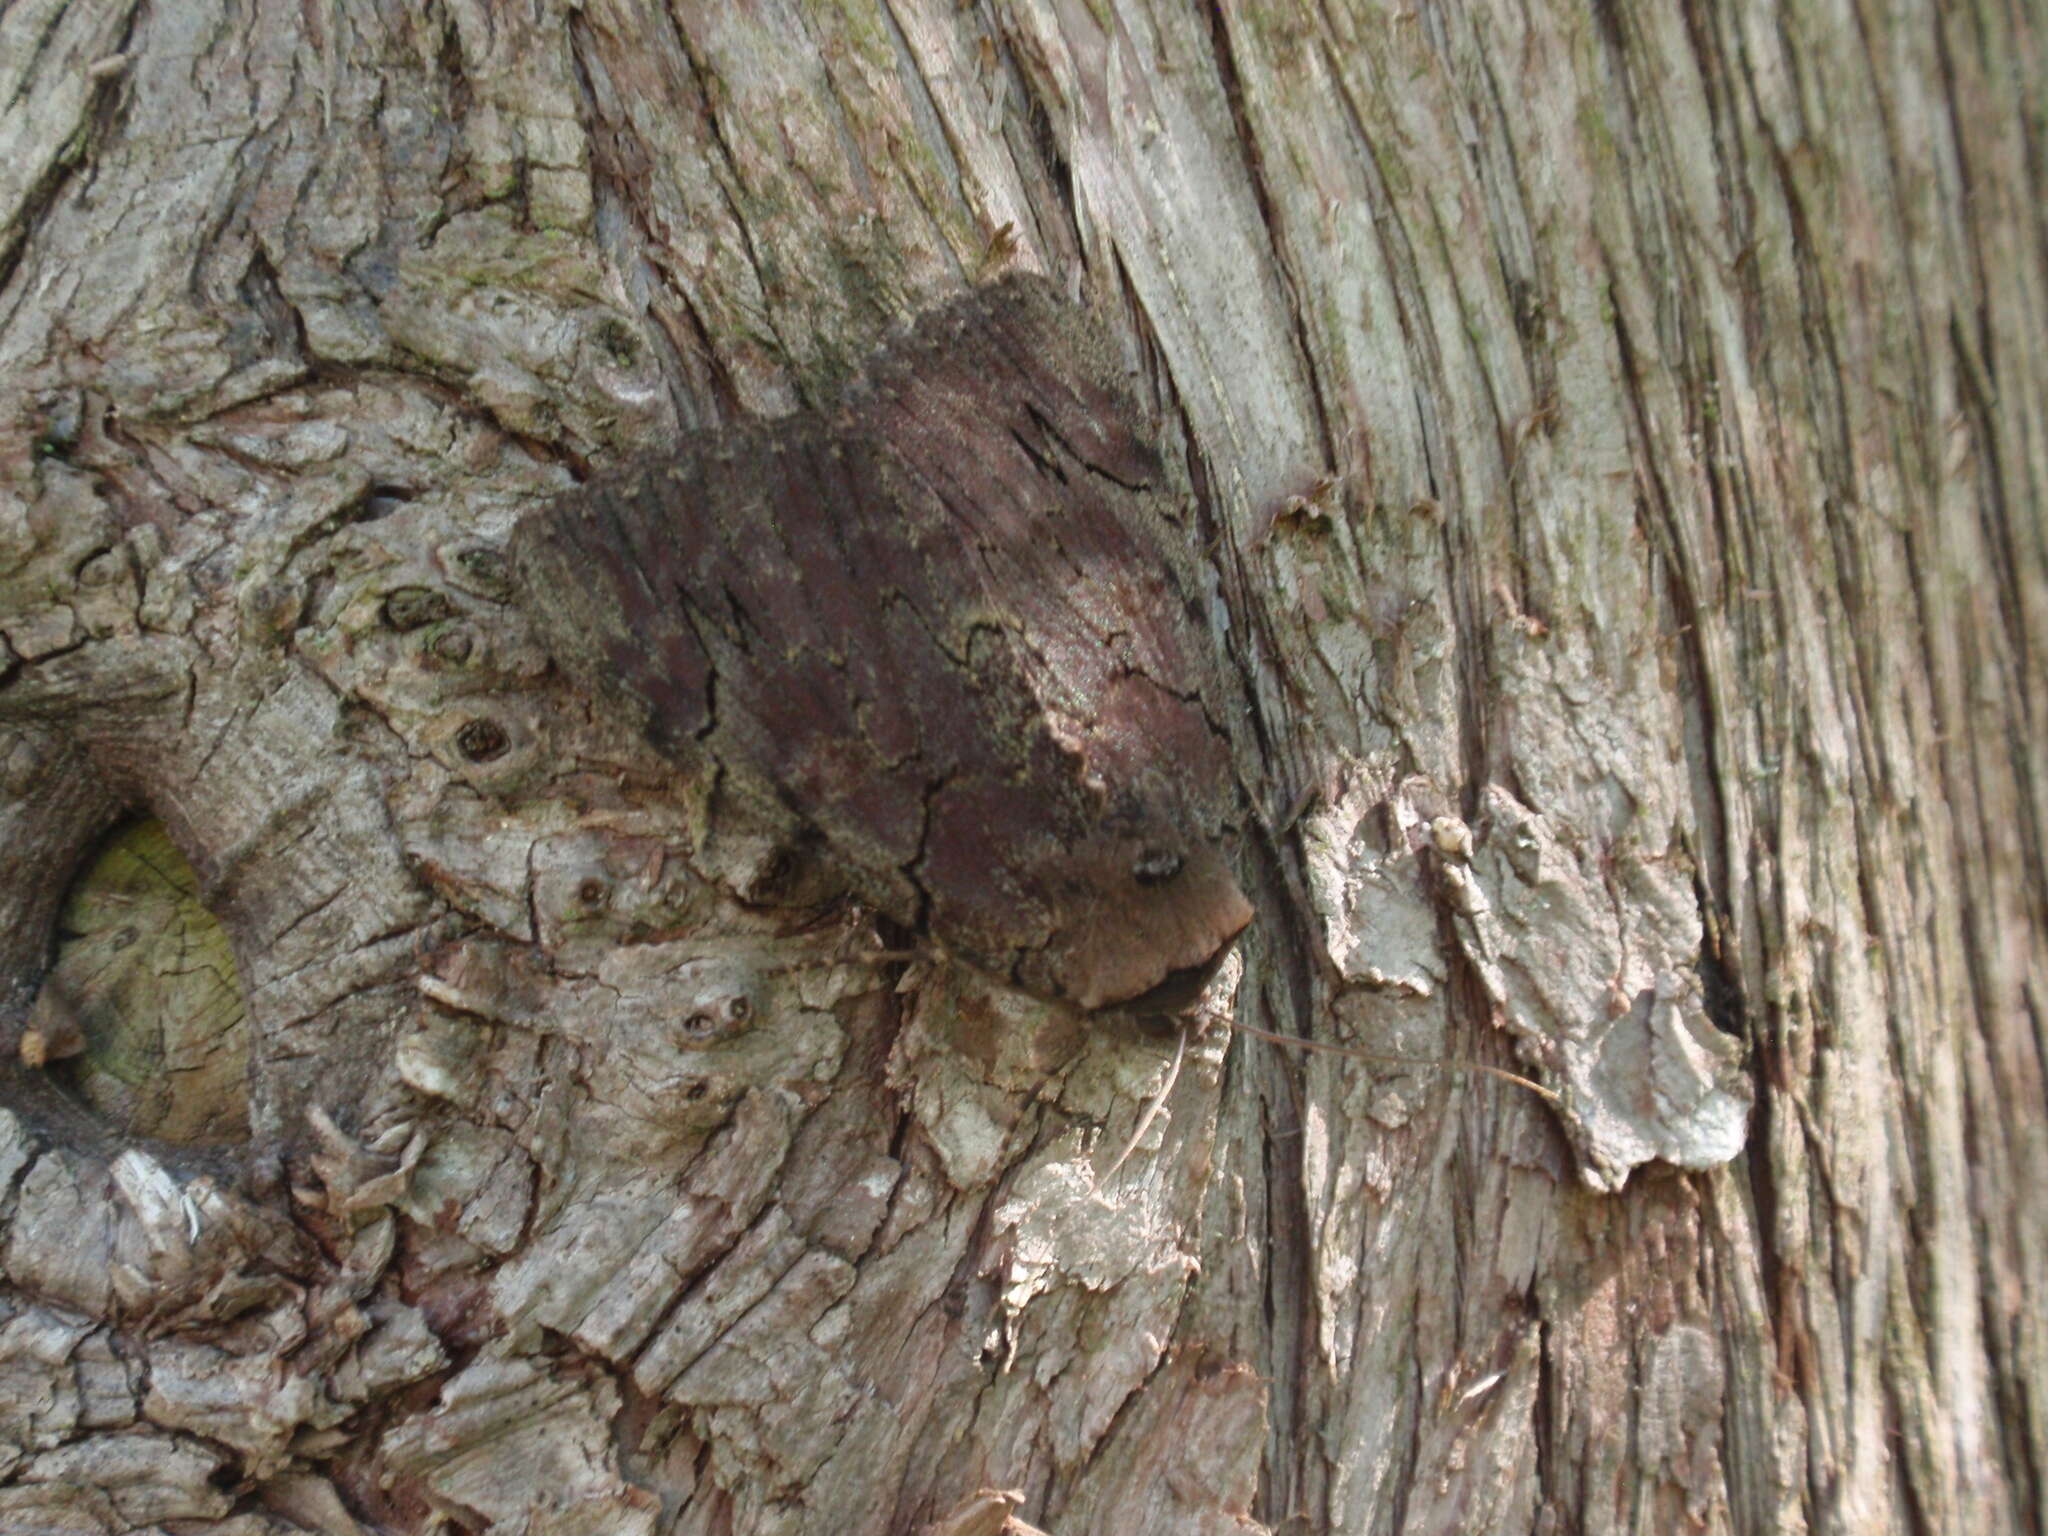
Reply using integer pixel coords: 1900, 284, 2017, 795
513, 277, 1250, 1011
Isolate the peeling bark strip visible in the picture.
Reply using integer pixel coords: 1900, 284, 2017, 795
514, 276, 1252, 1012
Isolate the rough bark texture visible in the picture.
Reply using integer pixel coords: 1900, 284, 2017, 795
0, 1, 2041, 1534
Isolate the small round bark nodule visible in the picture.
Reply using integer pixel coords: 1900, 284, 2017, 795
454, 717, 511, 763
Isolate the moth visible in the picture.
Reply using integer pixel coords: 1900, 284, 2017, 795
512, 275, 1251, 1013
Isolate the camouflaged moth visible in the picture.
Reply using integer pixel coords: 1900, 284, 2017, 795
513, 276, 1251, 1013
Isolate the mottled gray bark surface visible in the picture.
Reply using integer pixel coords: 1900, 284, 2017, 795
0, 1, 2041, 1533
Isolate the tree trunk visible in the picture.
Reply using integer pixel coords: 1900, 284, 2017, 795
1, 0, 2041, 1532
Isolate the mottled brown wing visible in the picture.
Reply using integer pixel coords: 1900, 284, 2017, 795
513, 276, 1250, 1011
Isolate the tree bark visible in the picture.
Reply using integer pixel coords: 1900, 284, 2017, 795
0, 1, 2041, 1533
